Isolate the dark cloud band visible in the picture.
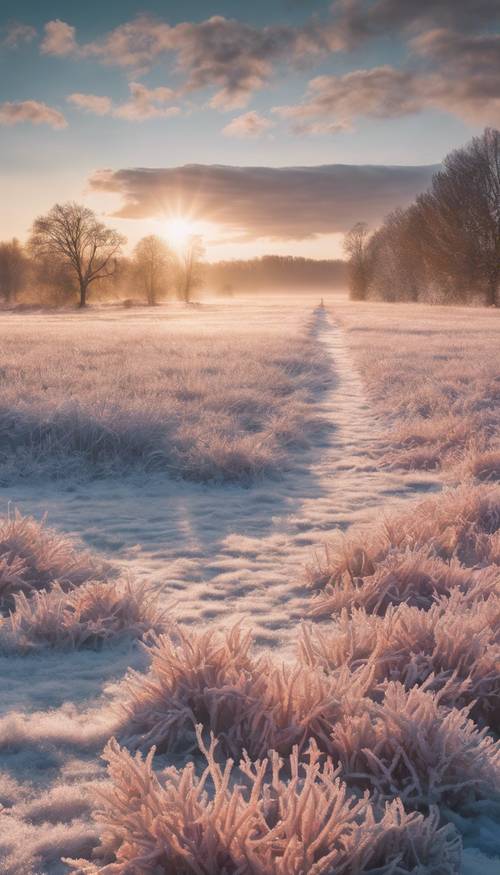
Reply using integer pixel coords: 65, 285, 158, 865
89, 163, 437, 239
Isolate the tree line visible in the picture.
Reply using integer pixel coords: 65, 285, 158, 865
344, 128, 500, 307
0, 203, 204, 308
206, 256, 346, 295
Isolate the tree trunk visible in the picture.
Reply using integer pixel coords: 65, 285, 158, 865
486, 274, 498, 307
79, 281, 88, 308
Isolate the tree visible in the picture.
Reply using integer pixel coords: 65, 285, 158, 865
415, 128, 500, 306
176, 235, 205, 303
133, 235, 173, 305
29, 202, 125, 308
343, 222, 371, 300
0, 238, 27, 305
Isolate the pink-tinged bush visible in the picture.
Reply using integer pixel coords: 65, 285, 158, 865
332, 683, 500, 813
465, 449, 500, 483
116, 625, 368, 760
308, 548, 479, 617
1, 578, 169, 651
301, 591, 500, 731
0, 511, 111, 612
66, 728, 462, 875
307, 485, 500, 614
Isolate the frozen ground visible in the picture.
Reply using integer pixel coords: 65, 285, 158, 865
0, 294, 498, 873
0, 300, 438, 653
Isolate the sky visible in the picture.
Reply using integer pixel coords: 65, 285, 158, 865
0, 0, 498, 260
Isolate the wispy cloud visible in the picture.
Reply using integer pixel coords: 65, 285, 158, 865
274, 27, 500, 134
334, 0, 500, 45
1, 21, 37, 48
41, 14, 340, 109
67, 82, 179, 122
222, 111, 273, 138
0, 100, 67, 129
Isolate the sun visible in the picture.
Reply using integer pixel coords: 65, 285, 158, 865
165, 215, 195, 251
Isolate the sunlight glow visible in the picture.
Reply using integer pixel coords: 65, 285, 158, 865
164, 215, 196, 251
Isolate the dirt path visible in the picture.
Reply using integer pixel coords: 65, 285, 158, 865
0, 307, 439, 655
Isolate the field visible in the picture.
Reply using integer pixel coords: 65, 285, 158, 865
0, 294, 499, 874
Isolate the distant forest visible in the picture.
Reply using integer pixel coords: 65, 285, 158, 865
205, 256, 347, 295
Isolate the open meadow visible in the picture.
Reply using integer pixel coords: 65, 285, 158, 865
0, 293, 498, 874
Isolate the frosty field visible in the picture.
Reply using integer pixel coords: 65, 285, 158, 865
0, 294, 499, 875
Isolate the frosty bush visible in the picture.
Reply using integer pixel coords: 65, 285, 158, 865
302, 591, 500, 731
308, 548, 478, 617
116, 625, 368, 760
66, 727, 462, 874
1, 578, 168, 651
308, 485, 500, 616
0, 511, 111, 612
332, 683, 500, 813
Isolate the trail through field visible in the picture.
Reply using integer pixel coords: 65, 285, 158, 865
1, 304, 439, 656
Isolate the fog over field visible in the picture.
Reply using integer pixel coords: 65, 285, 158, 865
1, 1, 500, 873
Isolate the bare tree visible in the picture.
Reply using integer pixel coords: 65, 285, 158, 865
343, 222, 371, 301
415, 128, 500, 306
133, 235, 173, 305
29, 202, 125, 308
0, 239, 27, 305
177, 235, 205, 303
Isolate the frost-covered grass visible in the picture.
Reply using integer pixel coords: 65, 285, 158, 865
0, 303, 329, 483
333, 300, 500, 476
66, 728, 462, 875
0, 511, 111, 613
307, 483, 500, 615
0, 511, 168, 652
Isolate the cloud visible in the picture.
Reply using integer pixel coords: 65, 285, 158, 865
163, 16, 338, 110
274, 67, 419, 133
335, 0, 500, 44
67, 93, 112, 116
113, 83, 178, 120
411, 29, 500, 124
274, 29, 500, 133
41, 19, 79, 57
0, 100, 67, 129
84, 15, 173, 71
41, 14, 340, 108
1, 21, 37, 48
222, 111, 273, 138
89, 162, 437, 239
67, 82, 179, 122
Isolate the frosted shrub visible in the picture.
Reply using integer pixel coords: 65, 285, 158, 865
301, 591, 500, 731
1, 579, 168, 651
466, 449, 500, 483
332, 683, 500, 813
118, 625, 270, 757
308, 548, 478, 617
0, 511, 110, 612
117, 625, 368, 760
66, 728, 462, 874
308, 485, 500, 614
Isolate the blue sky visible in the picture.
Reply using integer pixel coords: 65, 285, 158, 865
0, 1, 498, 258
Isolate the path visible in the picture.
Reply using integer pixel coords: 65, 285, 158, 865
0, 306, 440, 655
